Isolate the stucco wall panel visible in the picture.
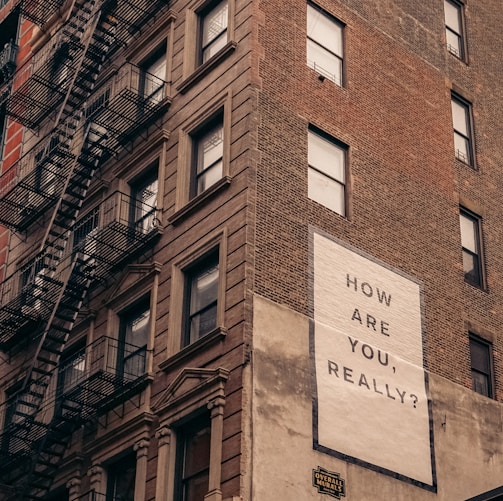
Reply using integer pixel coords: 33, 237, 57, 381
252, 294, 503, 500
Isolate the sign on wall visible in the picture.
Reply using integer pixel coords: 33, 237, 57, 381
311, 229, 436, 490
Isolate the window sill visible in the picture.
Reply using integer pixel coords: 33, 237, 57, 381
447, 49, 468, 65
168, 176, 231, 226
159, 327, 227, 373
464, 279, 487, 292
177, 41, 237, 95
455, 157, 476, 170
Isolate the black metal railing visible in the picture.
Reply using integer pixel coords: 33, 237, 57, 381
0, 130, 75, 230
7, 30, 82, 128
0, 191, 159, 349
0, 336, 149, 449
19, 0, 67, 26
84, 62, 169, 153
101, 0, 170, 45
0, 252, 63, 349
71, 189, 161, 280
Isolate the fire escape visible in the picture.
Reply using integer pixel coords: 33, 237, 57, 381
0, 0, 169, 499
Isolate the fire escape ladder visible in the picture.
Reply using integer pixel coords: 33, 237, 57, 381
38, 0, 117, 267
0, 3, 118, 498
11, 256, 96, 501
13, 0, 115, 439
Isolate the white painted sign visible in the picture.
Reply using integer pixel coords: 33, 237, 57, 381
312, 231, 435, 488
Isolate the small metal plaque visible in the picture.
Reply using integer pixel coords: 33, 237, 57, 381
312, 466, 346, 499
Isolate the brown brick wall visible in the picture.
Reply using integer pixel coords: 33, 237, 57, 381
254, 0, 503, 399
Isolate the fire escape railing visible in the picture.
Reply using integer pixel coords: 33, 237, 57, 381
0, 336, 151, 476
0, 190, 159, 351
100, 0, 170, 45
84, 61, 170, 154
72, 190, 161, 280
7, 0, 170, 131
0, 64, 168, 232
15, 0, 67, 27
7, 30, 83, 129
0, 0, 170, 497
0, 131, 76, 230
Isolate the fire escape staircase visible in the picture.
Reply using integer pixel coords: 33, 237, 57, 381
0, 0, 169, 498
0, 1, 115, 499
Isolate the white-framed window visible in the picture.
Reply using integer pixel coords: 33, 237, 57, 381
171, 93, 232, 221
444, 0, 466, 59
140, 45, 167, 104
117, 299, 150, 380
451, 94, 474, 166
307, 3, 344, 85
308, 127, 347, 216
460, 207, 484, 287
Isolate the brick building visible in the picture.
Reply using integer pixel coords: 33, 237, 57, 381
0, 0, 502, 500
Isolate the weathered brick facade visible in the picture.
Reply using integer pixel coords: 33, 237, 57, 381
0, 0, 501, 499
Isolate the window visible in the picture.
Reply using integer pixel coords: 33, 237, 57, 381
308, 127, 347, 216
183, 251, 219, 347
307, 3, 343, 85
200, 0, 228, 64
140, 46, 167, 104
57, 343, 86, 396
178, 0, 235, 93
451, 94, 474, 166
171, 93, 232, 220
444, 0, 465, 59
130, 167, 158, 233
166, 231, 226, 360
56, 341, 86, 416
73, 206, 99, 263
118, 301, 150, 380
174, 412, 211, 501
106, 452, 136, 501
153, 367, 229, 501
19, 254, 46, 312
469, 335, 494, 398
191, 117, 224, 198
460, 208, 483, 287
32, 135, 62, 197
51, 42, 71, 88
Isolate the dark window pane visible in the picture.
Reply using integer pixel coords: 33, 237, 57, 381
470, 338, 490, 373
471, 371, 490, 397
184, 425, 211, 477
107, 453, 136, 501
460, 209, 482, 286
470, 337, 493, 398
184, 470, 210, 501
119, 302, 150, 378
178, 415, 211, 501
